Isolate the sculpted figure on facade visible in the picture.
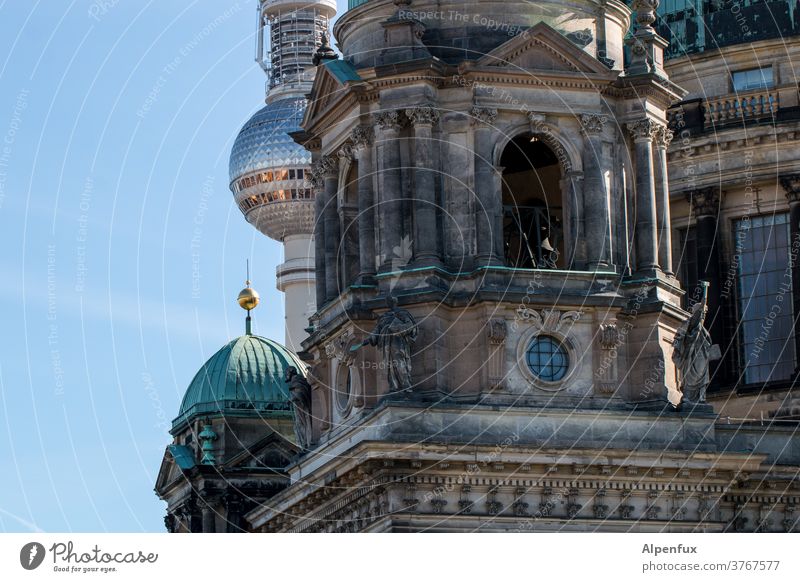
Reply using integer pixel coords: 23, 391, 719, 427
363, 295, 418, 394
672, 282, 720, 405
285, 366, 313, 449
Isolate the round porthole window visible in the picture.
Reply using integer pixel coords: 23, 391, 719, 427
525, 336, 569, 382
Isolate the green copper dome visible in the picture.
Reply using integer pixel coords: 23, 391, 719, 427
171, 335, 305, 432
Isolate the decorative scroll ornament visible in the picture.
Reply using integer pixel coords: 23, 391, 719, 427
516, 308, 581, 333
487, 319, 508, 345
598, 323, 621, 350
337, 147, 354, 163
527, 111, 546, 125
580, 113, 608, 135
323, 331, 353, 361
654, 124, 674, 148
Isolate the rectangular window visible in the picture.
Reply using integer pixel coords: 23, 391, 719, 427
732, 66, 774, 92
735, 213, 795, 384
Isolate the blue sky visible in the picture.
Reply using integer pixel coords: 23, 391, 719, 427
0, 0, 347, 533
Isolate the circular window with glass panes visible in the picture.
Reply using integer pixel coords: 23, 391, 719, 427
525, 336, 569, 382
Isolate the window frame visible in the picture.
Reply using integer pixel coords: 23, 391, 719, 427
732, 66, 774, 93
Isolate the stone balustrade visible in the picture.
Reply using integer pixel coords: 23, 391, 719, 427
703, 88, 780, 125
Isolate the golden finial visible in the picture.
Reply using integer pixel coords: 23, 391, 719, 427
237, 282, 260, 311
237, 260, 260, 334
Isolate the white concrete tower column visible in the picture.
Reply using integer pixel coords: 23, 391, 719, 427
277, 234, 316, 351
229, 0, 337, 352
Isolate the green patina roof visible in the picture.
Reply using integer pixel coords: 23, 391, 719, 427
171, 335, 304, 432
167, 444, 196, 470
323, 59, 361, 84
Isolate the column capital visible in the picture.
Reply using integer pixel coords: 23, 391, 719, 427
627, 119, 659, 142
405, 106, 440, 127
373, 110, 402, 132
654, 125, 674, 148
580, 113, 608, 136
685, 186, 720, 217
471, 107, 498, 126
780, 174, 800, 203
308, 163, 325, 190
351, 125, 375, 150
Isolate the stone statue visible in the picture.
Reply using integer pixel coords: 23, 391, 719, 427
672, 282, 720, 405
363, 296, 418, 394
285, 366, 313, 449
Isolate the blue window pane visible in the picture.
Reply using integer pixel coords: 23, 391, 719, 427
736, 213, 795, 384
733, 67, 773, 92
526, 337, 569, 382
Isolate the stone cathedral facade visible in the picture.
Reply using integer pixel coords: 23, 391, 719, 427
157, 0, 800, 533
242, 0, 800, 533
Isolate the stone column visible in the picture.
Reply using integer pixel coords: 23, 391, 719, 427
374, 111, 404, 273
311, 164, 327, 308
581, 114, 612, 270
406, 106, 442, 267
352, 125, 377, 284
223, 489, 244, 533
564, 170, 585, 269
338, 148, 361, 286
654, 124, 675, 275
200, 495, 217, 533
472, 107, 503, 265
627, 119, 660, 273
321, 155, 341, 301
486, 319, 507, 390
780, 174, 800, 369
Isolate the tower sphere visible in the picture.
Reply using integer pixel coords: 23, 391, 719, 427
237, 284, 261, 311
229, 98, 314, 241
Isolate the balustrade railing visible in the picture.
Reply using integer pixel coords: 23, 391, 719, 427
703, 88, 779, 126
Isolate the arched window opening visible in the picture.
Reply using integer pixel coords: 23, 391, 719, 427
340, 161, 360, 287
501, 135, 565, 269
